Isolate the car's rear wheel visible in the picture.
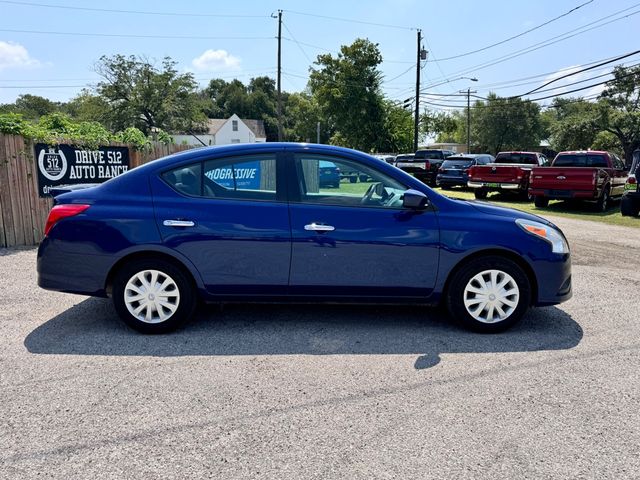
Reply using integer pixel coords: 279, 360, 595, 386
595, 187, 610, 212
112, 259, 196, 334
621, 196, 640, 217
445, 256, 531, 333
534, 196, 549, 208
474, 189, 488, 199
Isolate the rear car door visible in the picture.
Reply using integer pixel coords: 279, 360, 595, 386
150, 151, 291, 296
286, 150, 440, 298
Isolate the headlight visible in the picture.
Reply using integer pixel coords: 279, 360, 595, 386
516, 219, 569, 254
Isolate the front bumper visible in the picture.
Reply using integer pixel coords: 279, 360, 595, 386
533, 252, 572, 306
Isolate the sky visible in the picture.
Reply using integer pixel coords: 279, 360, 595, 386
0, 0, 638, 111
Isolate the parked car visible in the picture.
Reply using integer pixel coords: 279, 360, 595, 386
621, 149, 640, 217
375, 154, 396, 164
437, 154, 495, 189
395, 149, 455, 186
319, 160, 341, 188
529, 150, 629, 211
468, 151, 549, 200
38, 143, 572, 334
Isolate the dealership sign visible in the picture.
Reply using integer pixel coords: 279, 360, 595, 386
35, 143, 130, 197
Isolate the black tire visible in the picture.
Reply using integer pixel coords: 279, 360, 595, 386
621, 196, 640, 217
534, 196, 549, 208
359, 175, 369, 183
349, 176, 357, 184
112, 258, 197, 334
595, 187, 610, 212
445, 256, 531, 333
519, 189, 533, 202
474, 189, 488, 200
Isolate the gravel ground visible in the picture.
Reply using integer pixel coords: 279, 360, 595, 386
1, 215, 639, 479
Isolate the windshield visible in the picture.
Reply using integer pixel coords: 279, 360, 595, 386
553, 154, 608, 168
496, 153, 537, 164
442, 159, 474, 168
415, 150, 444, 160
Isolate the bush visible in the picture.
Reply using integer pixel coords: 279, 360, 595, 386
0, 112, 161, 150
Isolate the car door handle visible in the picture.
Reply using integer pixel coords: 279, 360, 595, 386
163, 219, 195, 227
304, 223, 335, 232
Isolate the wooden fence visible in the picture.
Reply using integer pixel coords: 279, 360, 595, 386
0, 134, 191, 248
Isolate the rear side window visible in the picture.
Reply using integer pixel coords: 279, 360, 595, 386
553, 154, 608, 168
203, 155, 277, 200
495, 153, 537, 164
162, 155, 278, 201
162, 163, 202, 196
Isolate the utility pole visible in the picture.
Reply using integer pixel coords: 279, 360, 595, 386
276, 9, 283, 141
413, 29, 422, 152
317, 122, 320, 144
460, 87, 477, 153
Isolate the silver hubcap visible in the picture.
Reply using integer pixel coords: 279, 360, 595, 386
124, 270, 180, 324
463, 269, 519, 324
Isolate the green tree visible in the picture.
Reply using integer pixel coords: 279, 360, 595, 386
0, 94, 61, 119
471, 94, 543, 154
379, 101, 413, 152
545, 98, 600, 151
308, 38, 386, 152
64, 89, 111, 125
420, 109, 464, 144
598, 65, 640, 163
283, 92, 325, 142
95, 55, 206, 134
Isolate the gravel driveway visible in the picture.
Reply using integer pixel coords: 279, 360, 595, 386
1, 215, 639, 479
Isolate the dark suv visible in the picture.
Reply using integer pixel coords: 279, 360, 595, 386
395, 149, 455, 186
621, 149, 640, 217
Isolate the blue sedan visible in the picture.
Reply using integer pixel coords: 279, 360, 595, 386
38, 143, 572, 334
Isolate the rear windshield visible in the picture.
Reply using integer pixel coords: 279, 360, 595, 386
553, 154, 608, 168
496, 153, 537, 164
415, 150, 444, 160
442, 159, 474, 168
395, 155, 415, 161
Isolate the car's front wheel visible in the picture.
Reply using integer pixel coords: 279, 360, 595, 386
112, 259, 197, 334
445, 256, 531, 333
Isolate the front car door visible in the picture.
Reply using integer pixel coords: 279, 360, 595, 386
286, 149, 440, 299
150, 150, 291, 296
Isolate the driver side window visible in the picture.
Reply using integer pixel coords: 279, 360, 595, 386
294, 155, 408, 208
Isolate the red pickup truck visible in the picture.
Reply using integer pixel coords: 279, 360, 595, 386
529, 151, 629, 211
467, 151, 549, 200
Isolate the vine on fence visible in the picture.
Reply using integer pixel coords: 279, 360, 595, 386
0, 112, 173, 150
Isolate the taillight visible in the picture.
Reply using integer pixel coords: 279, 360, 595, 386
334, 168, 340, 174
438, 167, 445, 172
629, 176, 637, 184
464, 169, 470, 174
592, 170, 597, 187
425, 161, 431, 170
44, 204, 90, 236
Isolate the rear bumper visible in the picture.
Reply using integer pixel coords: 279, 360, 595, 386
468, 181, 522, 190
529, 188, 597, 200
37, 238, 112, 296
437, 176, 467, 187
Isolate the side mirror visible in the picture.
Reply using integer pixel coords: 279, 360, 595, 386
403, 189, 429, 210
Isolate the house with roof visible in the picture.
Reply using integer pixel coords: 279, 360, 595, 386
172, 114, 267, 146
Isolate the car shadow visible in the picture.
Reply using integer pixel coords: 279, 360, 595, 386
24, 299, 583, 370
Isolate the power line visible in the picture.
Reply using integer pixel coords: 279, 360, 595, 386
436, 0, 594, 62
426, 3, 640, 84
0, 0, 268, 17
0, 28, 273, 40
281, 22, 314, 64
522, 49, 640, 95
283, 9, 415, 31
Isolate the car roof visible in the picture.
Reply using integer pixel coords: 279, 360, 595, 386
496, 151, 538, 155
558, 150, 609, 155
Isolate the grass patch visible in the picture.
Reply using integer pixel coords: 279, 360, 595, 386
438, 187, 640, 228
